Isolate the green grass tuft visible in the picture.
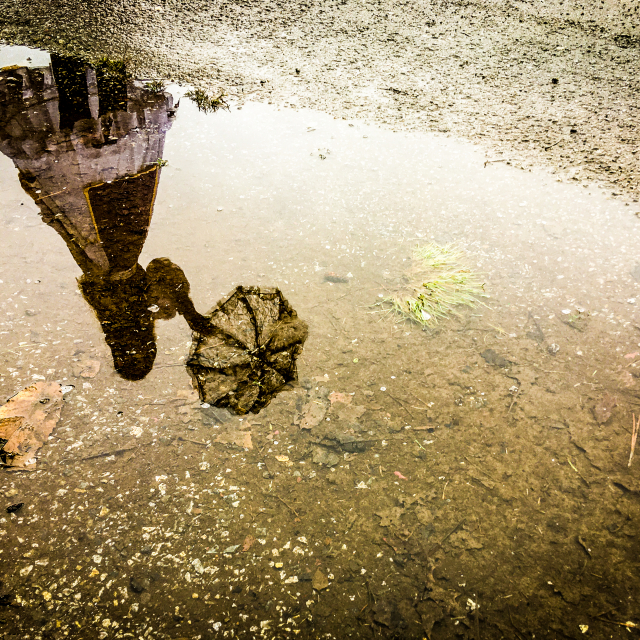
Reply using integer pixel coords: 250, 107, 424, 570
145, 79, 167, 94
184, 88, 229, 114
385, 243, 485, 327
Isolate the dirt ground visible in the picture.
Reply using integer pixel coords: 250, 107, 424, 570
1, 2, 640, 639
0, 0, 639, 203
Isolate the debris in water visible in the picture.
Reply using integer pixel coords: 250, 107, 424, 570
481, 349, 511, 368
242, 535, 256, 552
629, 414, 639, 467
213, 424, 253, 450
312, 569, 329, 591
71, 358, 100, 379
324, 272, 350, 283
6, 503, 23, 513
0, 382, 64, 469
297, 396, 329, 430
328, 391, 352, 405
593, 393, 617, 424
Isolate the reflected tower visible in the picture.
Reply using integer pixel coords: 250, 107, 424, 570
0, 54, 177, 379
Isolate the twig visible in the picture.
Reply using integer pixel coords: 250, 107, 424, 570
463, 456, 498, 483
544, 138, 563, 151
483, 158, 507, 168
80, 445, 137, 461
507, 606, 526, 640
440, 519, 465, 546
382, 537, 398, 553
177, 436, 208, 446
35, 188, 67, 202
387, 393, 415, 420
263, 492, 299, 517
567, 457, 590, 487
577, 535, 592, 557
594, 617, 638, 629
628, 413, 639, 467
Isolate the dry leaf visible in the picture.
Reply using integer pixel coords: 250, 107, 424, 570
312, 569, 329, 591
375, 507, 405, 527
337, 404, 366, 422
593, 393, 617, 424
214, 425, 252, 449
242, 535, 256, 552
449, 530, 483, 550
620, 371, 636, 388
329, 391, 352, 406
72, 358, 100, 379
0, 382, 64, 468
298, 401, 327, 430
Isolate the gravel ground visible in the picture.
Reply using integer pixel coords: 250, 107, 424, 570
0, 0, 638, 202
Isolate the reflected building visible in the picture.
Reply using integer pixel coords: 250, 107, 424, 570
0, 54, 308, 413
0, 54, 198, 380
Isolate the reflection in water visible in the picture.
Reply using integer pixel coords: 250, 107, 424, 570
0, 54, 307, 407
188, 286, 308, 414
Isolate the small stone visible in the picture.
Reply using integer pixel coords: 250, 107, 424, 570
130, 575, 150, 593
312, 447, 340, 467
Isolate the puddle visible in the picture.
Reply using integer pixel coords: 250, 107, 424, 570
1, 45, 640, 639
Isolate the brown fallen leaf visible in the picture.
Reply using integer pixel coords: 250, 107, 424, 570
72, 358, 100, 379
620, 371, 636, 388
328, 391, 352, 406
298, 401, 327, 430
0, 382, 64, 469
337, 404, 366, 422
593, 393, 617, 424
214, 425, 252, 449
242, 535, 256, 552
375, 507, 405, 527
312, 569, 329, 591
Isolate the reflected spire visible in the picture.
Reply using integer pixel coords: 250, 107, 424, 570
0, 53, 209, 380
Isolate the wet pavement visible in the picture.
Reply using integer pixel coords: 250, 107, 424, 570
1, 45, 640, 639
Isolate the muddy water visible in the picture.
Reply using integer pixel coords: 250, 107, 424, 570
1, 46, 640, 640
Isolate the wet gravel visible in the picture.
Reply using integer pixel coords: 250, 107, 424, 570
0, 0, 638, 203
